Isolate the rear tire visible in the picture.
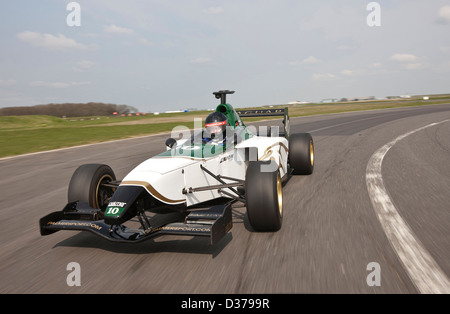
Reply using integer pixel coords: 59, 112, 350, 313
68, 164, 116, 211
245, 161, 283, 232
289, 133, 314, 175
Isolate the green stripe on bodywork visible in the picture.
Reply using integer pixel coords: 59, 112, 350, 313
159, 129, 254, 159
216, 103, 246, 128
158, 143, 226, 159
158, 104, 255, 159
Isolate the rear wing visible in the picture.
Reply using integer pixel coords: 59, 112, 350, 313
236, 108, 290, 139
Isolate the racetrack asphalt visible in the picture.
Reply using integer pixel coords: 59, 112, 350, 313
0, 103, 449, 294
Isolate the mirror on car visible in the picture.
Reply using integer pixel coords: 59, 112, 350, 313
165, 138, 177, 149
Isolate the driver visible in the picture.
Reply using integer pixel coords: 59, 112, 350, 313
203, 112, 228, 144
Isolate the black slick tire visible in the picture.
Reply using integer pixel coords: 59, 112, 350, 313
289, 133, 314, 175
245, 161, 283, 232
68, 164, 116, 210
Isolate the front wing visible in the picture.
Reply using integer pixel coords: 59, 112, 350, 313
40, 201, 232, 245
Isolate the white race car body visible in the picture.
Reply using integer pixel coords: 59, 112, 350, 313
121, 135, 289, 206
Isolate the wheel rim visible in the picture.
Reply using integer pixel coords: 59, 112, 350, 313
277, 173, 283, 217
310, 139, 314, 167
94, 174, 114, 210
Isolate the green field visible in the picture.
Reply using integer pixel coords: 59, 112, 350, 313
0, 116, 197, 158
1, 95, 449, 158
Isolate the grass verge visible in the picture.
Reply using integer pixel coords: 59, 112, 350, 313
1, 97, 449, 158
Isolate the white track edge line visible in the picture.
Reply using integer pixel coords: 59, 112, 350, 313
365, 119, 450, 294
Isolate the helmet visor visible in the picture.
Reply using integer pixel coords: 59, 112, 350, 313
205, 120, 226, 138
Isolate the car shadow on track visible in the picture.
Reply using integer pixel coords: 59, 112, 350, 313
51, 202, 254, 257
231, 202, 254, 232
53, 231, 233, 258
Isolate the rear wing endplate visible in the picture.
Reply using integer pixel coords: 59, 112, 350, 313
236, 108, 290, 139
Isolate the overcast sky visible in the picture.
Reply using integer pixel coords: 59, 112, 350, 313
1, 0, 450, 112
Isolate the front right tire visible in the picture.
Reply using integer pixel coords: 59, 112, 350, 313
68, 164, 116, 211
245, 161, 283, 232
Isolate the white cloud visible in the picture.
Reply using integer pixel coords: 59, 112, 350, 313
390, 54, 426, 70
190, 57, 213, 65
0, 79, 17, 87
73, 60, 95, 72
403, 63, 425, 70
103, 24, 134, 35
30, 81, 71, 88
71, 81, 91, 87
29, 81, 91, 88
370, 63, 383, 68
17, 31, 90, 51
138, 38, 153, 45
390, 53, 418, 62
284, 56, 319, 67
341, 69, 354, 76
312, 73, 336, 81
337, 45, 358, 51
286, 61, 300, 66
302, 56, 320, 64
203, 7, 224, 15
436, 5, 450, 24
341, 69, 372, 76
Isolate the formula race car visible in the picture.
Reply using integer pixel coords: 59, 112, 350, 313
40, 90, 314, 245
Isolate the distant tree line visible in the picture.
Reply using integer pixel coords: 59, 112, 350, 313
0, 103, 140, 117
